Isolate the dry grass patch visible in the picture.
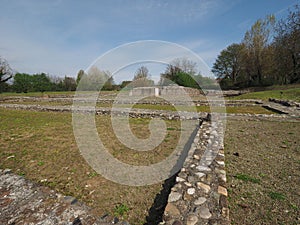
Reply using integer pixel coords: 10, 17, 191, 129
0, 108, 182, 224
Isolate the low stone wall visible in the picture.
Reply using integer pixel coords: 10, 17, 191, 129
269, 98, 300, 107
0, 96, 263, 107
162, 118, 229, 225
0, 103, 205, 120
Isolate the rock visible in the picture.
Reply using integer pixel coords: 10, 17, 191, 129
196, 166, 211, 172
187, 188, 195, 195
168, 192, 182, 202
193, 155, 200, 160
233, 152, 239, 156
218, 186, 228, 196
184, 182, 192, 187
3, 169, 12, 174
199, 207, 212, 219
176, 177, 185, 182
72, 217, 82, 225
194, 197, 206, 205
216, 161, 225, 166
197, 182, 211, 193
172, 220, 183, 225
165, 203, 180, 216
195, 172, 205, 178
64, 196, 78, 205
186, 214, 198, 225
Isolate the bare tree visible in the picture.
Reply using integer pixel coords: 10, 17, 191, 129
171, 58, 197, 75
0, 57, 13, 83
132, 66, 154, 87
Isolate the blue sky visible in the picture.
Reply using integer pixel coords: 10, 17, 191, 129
0, 0, 298, 83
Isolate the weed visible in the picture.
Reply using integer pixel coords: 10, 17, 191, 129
258, 172, 267, 178
18, 171, 25, 176
114, 203, 129, 217
37, 161, 44, 166
166, 127, 176, 131
290, 203, 298, 210
268, 191, 285, 200
234, 173, 260, 184
88, 171, 98, 178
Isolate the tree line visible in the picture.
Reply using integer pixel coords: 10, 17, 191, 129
212, 5, 300, 89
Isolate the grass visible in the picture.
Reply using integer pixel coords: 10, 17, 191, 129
1, 100, 274, 115
0, 108, 182, 224
268, 191, 286, 200
229, 87, 300, 102
234, 173, 260, 184
225, 119, 300, 225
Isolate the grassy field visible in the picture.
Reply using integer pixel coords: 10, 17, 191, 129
229, 87, 300, 102
0, 108, 182, 224
225, 119, 300, 225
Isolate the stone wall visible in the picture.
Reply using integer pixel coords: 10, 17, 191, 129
162, 118, 229, 225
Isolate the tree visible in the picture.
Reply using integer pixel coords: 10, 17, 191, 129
132, 66, 154, 87
31, 73, 52, 92
171, 58, 197, 75
76, 69, 85, 84
159, 59, 201, 88
13, 73, 32, 93
77, 66, 114, 91
63, 76, 77, 91
274, 4, 300, 84
212, 43, 245, 87
242, 15, 275, 84
0, 57, 13, 84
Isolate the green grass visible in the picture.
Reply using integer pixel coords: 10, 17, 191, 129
234, 173, 261, 184
268, 191, 286, 200
229, 87, 300, 102
114, 203, 130, 217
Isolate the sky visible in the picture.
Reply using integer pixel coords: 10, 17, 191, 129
0, 0, 298, 83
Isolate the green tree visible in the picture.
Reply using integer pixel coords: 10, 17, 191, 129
212, 43, 245, 87
160, 59, 202, 89
76, 69, 85, 84
31, 73, 52, 92
13, 73, 32, 93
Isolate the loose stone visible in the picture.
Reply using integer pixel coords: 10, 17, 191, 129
165, 203, 180, 216
176, 177, 185, 182
168, 192, 182, 202
184, 182, 192, 187
187, 188, 195, 195
199, 207, 212, 219
193, 155, 200, 160
197, 182, 211, 193
216, 161, 225, 166
186, 214, 198, 225
218, 186, 228, 196
194, 197, 206, 205
196, 165, 211, 172
195, 172, 205, 178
